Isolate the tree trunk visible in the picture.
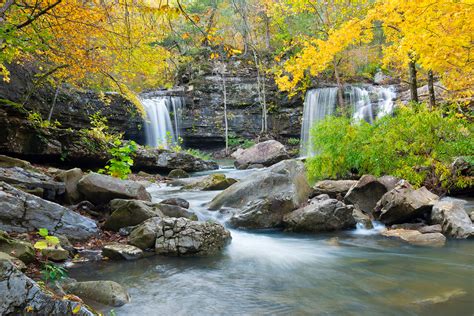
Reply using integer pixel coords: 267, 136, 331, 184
408, 59, 418, 103
222, 73, 229, 155
333, 61, 344, 109
47, 85, 61, 121
427, 70, 436, 108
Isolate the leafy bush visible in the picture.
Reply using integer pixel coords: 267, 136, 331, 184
41, 262, 67, 283
83, 112, 122, 143
100, 140, 137, 179
287, 137, 300, 146
27, 111, 61, 129
33, 228, 60, 250
306, 104, 473, 192
228, 134, 255, 149
185, 148, 212, 161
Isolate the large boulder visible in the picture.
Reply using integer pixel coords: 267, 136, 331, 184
0, 259, 95, 315
382, 229, 446, 247
157, 203, 196, 219
431, 199, 474, 238
209, 160, 311, 216
55, 168, 84, 204
0, 155, 32, 169
104, 199, 163, 231
283, 196, 356, 233
233, 140, 290, 169
64, 280, 129, 307
167, 169, 189, 179
183, 173, 237, 191
312, 180, 357, 199
344, 175, 388, 214
128, 217, 162, 250
134, 147, 218, 172
0, 182, 98, 241
0, 167, 65, 202
77, 172, 151, 205
229, 198, 295, 229
0, 231, 35, 264
374, 182, 439, 225
155, 218, 231, 256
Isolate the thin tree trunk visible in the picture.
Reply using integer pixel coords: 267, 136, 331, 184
222, 73, 229, 155
427, 70, 436, 108
408, 59, 418, 103
333, 61, 344, 108
48, 84, 60, 121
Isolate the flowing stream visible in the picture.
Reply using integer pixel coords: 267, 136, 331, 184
300, 85, 396, 156
141, 94, 184, 148
70, 168, 474, 316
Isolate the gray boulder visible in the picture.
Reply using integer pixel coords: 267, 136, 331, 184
160, 197, 190, 209
129, 217, 162, 250
0, 259, 95, 315
77, 172, 151, 205
229, 198, 295, 229
431, 199, 474, 238
0, 155, 32, 169
55, 168, 84, 204
184, 173, 237, 191
155, 218, 231, 256
352, 207, 373, 229
382, 229, 446, 247
0, 182, 98, 241
0, 251, 26, 271
102, 243, 143, 260
209, 160, 311, 217
64, 280, 129, 307
233, 140, 289, 169
284, 197, 356, 233
0, 231, 35, 264
158, 203, 196, 219
168, 169, 189, 178
104, 199, 163, 231
344, 175, 388, 214
312, 180, 357, 199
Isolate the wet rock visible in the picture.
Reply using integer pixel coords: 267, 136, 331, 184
209, 160, 311, 217
55, 168, 84, 204
229, 198, 295, 229
40, 246, 69, 262
184, 173, 237, 191
0, 182, 98, 241
378, 175, 401, 192
0, 231, 35, 264
0, 167, 65, 202
134, 147, 218, 172
158, 203, 196, 219
160, 197, 190, 209
344, 175, 388, 214
431, 199, 474, 239
233, 140, 289, 169
64, 280, 130, 307
0, 251, 26, 271
418, 224, 443, 234
77, 172, 151, 205
284, 198, 356, 233
128, 217, 162, 250
104, 199, 163, 231
102, 243, 143, 260
168, 169, 189, 178
374, 183, 439, 225
312, 180, 357, 199
382, 229, 446, 247
353, 207, 373, 229
0, 259, 95, 315
155, 218, 231, 256
0, 155, 32, 169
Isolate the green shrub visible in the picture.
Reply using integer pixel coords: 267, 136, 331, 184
287, 137, 300, 146
27, 111, 61, 129
100, 140, 137, 179
306, 104, 473, 192
185, 148, 212, 161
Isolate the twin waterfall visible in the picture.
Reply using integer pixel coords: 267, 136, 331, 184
140, 95, 184, 148
300, 86, 396, 157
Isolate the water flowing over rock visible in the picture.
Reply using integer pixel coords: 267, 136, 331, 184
78, 173, 151, 205
104, 199, 163, 231
0, 182, 98, 241
233, 140, 289, 169
155, 218, 231, 256
312, 180, 357, 199
382, 229, 446, 247
0, 259, 96, 315
344, 175, 388, 214
209, 160, 311, 213
374, 183, 439, 225
431, 199, 474, 239
64, 280, 130, 307
283, 196, 356, 233
300, 86, 396, 156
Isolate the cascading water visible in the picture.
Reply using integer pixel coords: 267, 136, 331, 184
140, 95, 184, 148
300, 85, 396, 156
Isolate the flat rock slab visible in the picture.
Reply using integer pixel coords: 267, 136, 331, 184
102, 243, 144, 260
382, 229, 446, 247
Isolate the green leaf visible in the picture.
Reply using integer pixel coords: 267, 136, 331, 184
34, 240, 49, 250
38, 228, 49, 237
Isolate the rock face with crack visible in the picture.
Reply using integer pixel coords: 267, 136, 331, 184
0, 182, 98, 241
0, 259, 96, 315
155, 218, 231, 256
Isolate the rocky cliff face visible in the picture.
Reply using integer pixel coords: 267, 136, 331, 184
180, 59, 304, 149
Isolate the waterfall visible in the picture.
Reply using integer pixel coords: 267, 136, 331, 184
300, 85, 396, 157
140, 95, 184, 148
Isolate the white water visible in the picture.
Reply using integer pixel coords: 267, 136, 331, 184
300, 85, 396, 156
141, 95, 184, 148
